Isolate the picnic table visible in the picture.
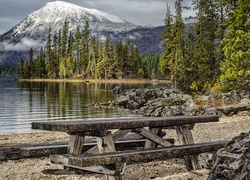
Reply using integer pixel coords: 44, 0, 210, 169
31, 115, 225, 179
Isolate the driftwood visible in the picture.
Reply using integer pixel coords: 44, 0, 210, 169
208, 132, 250, 180
206, 104, 250, 116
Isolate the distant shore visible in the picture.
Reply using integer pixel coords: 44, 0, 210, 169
18, 78, 171, 84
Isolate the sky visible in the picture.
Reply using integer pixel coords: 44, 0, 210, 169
0, 0, 194, 35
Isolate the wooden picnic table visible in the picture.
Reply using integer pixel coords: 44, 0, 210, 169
31, 115, 222, 179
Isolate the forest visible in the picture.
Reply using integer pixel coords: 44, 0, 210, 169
19, 0, 250, 93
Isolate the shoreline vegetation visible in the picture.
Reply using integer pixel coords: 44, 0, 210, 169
18, 78, 171, 84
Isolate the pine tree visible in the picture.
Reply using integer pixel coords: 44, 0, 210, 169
79, 21, 90, 78
29, 48, 34, 78
219, 0, 250, 91
35, 47, 46, 78
96, 41, 104, 79
61, 19, 69, 58
159, 4, 172, 77
46, 27, 54, 79
18, 58, 25, 78
114, 40, 124, 79
75, 26, 81, 75
87, 36, 98, 79
189, 0, 219, 92
66, 32, 74, 78
160, 1, 186, 88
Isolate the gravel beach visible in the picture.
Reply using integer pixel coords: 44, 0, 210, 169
0, 115, 249, 180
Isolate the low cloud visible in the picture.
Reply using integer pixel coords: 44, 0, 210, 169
0, 38, 45, 51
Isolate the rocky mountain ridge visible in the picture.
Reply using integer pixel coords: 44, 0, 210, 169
0, 1, 164, 65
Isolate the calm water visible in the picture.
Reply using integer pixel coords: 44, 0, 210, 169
0, 78, 164, 134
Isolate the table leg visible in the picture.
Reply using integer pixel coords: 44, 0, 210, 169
175, 125, 201, 170
144, 128, 160, 149
96, 131, 126, 180
67, 134, 85, 155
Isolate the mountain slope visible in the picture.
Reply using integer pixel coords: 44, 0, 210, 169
0, 1, 163, 65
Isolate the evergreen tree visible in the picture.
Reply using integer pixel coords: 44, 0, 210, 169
18, 58, 25, 78
35, 47, 46, 78
96, 41, 104, 79
79, 21, 90, 78
29, 48, 34, 78
67, 32, 74, 78
160, 1, 185, 88
114, 40, 124, 79
75, 26, 81, 75
159, 4, 172, 77
45, 27, 54, 78
61, 19, 69, 58
87, 36, 98, 79
219, 0, 250, 91
188, 0, 219, 92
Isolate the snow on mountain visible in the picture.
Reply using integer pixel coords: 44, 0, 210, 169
0, 1, 164, 65
0, 1, 138, 51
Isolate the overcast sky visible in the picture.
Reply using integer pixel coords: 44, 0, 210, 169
0, 0, 194, 35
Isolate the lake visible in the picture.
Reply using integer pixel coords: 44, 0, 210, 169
0, 78, 164, 134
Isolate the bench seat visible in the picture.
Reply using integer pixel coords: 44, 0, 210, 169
65, 140, 226, 167
20, 138, 175, 158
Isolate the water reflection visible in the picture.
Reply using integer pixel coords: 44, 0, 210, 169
0, 79, 165, 134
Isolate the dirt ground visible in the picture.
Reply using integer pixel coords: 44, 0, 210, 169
0, 115, 250, 180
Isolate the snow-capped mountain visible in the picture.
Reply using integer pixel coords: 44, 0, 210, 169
0, 1, 164, 65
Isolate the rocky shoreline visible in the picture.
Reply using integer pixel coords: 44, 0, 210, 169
92, 87, 250, 117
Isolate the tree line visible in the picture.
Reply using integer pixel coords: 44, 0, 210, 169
160, 0, 250, 93
18, 20, 154, 80
19, 0, 250, 93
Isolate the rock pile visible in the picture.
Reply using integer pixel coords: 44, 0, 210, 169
113, 87, 199, 117
111, 87, 250, 117
208, 131, 250, 180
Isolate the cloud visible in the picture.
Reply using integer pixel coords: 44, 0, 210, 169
1, 38, 45, 51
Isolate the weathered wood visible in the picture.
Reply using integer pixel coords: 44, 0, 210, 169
18, 138, 175, 158
216, 104, 250, 115
84, 129, 133, 155
68, 135, 85, 155
176, 125, 200, 170
136, 128, 173, 147
96, 132, 123, 180
50, 154, 116, 175
0, 141, 67, 160
31, 115, 219, 134
97, 132, 116, 153
144, 128, 161, 149
68, 141, 227, 167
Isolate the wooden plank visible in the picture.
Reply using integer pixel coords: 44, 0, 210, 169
68, 141, 227, 167
31, 115, 219, 134
97, 132, 116, 153
96, 132, 122, 180
68, 135, 85, 155
50, 154, 116, 175
176, 125, 201, 170
144, 128, 160, 149
137, 128, 173, 147
0, 141, 68, 160
84, 129, 132, 155
19, 138, 175, 158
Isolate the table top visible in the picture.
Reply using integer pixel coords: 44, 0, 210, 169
31, 115, 219, 135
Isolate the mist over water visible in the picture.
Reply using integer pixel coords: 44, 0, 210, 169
0, 78, 163, 135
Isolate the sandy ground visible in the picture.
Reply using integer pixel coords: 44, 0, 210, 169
0, 115, 250, 180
